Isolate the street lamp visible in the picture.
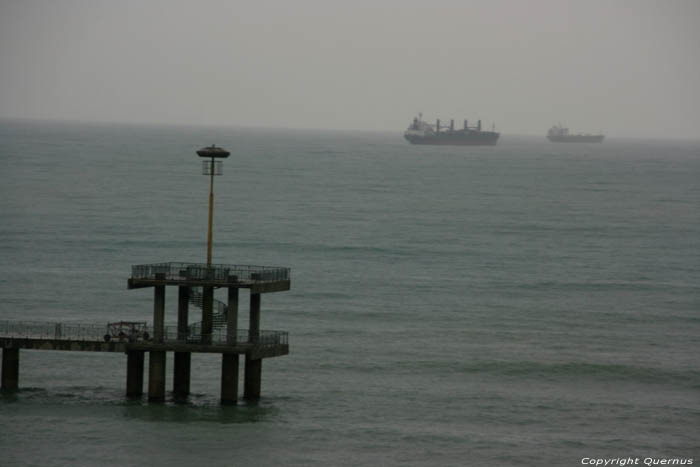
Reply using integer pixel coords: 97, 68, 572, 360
197, 144, 230, 266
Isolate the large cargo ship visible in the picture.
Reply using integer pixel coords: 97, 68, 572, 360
547, 125, 604, 143
404, 114, 499, 146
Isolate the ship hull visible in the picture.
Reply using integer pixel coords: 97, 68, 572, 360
404, 131, 500, 146
547, 135, 604, 143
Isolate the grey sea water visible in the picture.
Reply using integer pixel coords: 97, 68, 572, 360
1, 119, 698, 466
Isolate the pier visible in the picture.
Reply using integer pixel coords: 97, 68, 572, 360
1, 262, 290, 403
1, 145, 292, 404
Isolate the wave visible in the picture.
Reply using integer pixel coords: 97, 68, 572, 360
512, 279, 699, 292
229, 239, 416, 259
463, 360, 699, 383
350, 359, 700, 388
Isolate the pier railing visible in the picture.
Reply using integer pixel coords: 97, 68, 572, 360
162, 326, 288, 346
0, 321, 107, 342
131, 262, 290, 283
0, 321, 288, 347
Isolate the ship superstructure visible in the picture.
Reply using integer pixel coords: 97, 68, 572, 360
404, 113, 499, 146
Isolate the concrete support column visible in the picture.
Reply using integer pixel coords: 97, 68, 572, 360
153, 282, 165, 343
202, 286, 214, 344
244, 355, 262, 400
1, 348, 19, 392
221, 284, 240, 404
244, 293, 261, 400
126, 350, 145, 397
148, 350, 166, 402
173, 352, 191, 399
173, 285, 191, 399
249, 293, 260, 343
177, 286, 189, 341
227, 286, 239, 344
221, 353, 239, 404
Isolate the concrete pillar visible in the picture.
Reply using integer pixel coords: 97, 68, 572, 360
244, 293, 261, 400
244, 355, 262, 400
126, 350, 144, 397
153, 282, 165, 343
227, 286, 239, 344
202, 286, 214, 344
177, 286, 189, 341
173, 352, 191, 399
249, 293, 260, 344
221, 285, 240, 404
1, 348, 19, 392
173, 285, 191, 399
151, 283, 166, 400
221, 353, 239, 404
148, 350, 166, 402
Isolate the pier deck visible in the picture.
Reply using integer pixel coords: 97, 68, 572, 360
128, 262, 291, 294
0, 322, 288, 359
2, 262, 292, 403
1, 320, 289, 401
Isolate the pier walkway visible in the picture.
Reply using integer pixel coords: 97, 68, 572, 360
0, 320, 289, 402
1, 261, 292, 403
0, 262, 290, 404
0, 321, 288, 358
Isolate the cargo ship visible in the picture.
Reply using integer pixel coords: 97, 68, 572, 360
404, 114, 499, 146
547, 125, 604, 143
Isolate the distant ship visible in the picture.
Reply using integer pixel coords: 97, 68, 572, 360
404, 113, 499, 146
547, 125, 604, 143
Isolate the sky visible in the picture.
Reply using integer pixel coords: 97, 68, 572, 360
1, 0, 699, 138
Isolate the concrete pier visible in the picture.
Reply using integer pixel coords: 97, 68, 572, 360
1, 347, 19, 392
173, 285, 191, 398
244, 293, 262, 400
244, 355, 262, 400
149, 275, 167, 401
126, 349, 144, 397
227, 285, 239, 344
148, 350, 167, 402
177, 286, 190, 340
153, 282, 165, 342
249, 293, 261, 342
221, 353, 239, 404
202, 286, 214, 345
173, 352, 191, 398
221, 284, 240, 403
0, 261, 290, 403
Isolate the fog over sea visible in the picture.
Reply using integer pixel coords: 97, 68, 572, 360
1, 119, 698, 466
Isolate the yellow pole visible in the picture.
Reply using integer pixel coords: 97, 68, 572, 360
206, 157, 214, 266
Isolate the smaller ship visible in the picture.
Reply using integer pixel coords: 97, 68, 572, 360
547, 125, 604, 143
404, 113, 499, 146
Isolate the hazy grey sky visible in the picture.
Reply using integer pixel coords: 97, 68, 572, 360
1, 0, 699, 138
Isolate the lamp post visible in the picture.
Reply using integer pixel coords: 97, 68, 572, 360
196, 145, 230, 266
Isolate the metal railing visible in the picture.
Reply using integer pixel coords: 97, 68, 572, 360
188, 287, 227, 322
0, 321, 288, 348
0, 321, 108, 341
131, 262, 290, 283
162, 325, 288, 346
186, 287, 228, 338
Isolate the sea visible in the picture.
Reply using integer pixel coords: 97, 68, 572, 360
0, 119, 698, 467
